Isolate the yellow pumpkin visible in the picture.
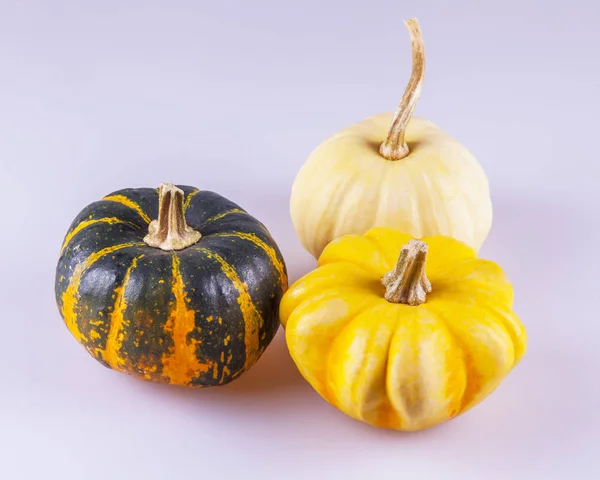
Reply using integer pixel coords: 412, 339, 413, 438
280, 227, 527, 431
290, 18, 492, 258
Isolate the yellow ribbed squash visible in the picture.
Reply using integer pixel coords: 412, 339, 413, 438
290, 18, 492, 258
280, 227, 527, 431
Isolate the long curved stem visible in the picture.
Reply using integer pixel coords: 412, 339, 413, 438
143, 183, 201, 251
379, 18, 425, 161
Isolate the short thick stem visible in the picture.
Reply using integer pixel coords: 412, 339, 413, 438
382, 240, 432, 305
379, 18, 425, 161
143, 183, 201, 251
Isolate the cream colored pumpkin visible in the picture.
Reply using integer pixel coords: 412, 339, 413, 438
290, 19, 492, 258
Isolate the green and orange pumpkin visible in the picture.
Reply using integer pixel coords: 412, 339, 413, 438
55, 183, 287, 387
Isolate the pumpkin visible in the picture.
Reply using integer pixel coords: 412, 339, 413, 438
55, 183, 288, 387
280, 227, 526, 431
290, 18, 492, 258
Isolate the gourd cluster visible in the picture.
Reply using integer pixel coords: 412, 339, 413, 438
55, 18, 526, 432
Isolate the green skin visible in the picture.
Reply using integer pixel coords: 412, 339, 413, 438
55, 186, 287, 387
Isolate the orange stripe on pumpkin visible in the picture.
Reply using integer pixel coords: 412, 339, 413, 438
202, 208, 247, 226
197, 247, 263, 372
61, 242, 144, 343
160, 254, 212, 385
60, 217, 140, 255
213, 232, 287, 290
103, 254, 144, 369
102, 195, 152, 224
183, 189, 199, 212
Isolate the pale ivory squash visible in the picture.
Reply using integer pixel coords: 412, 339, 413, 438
290, 19, 492, 258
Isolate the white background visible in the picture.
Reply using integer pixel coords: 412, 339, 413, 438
1, 1, 599, 479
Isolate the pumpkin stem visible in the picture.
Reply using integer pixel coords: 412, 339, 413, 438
379, 18, 425, 161
143, 183, 201, 251
382, 240, 431, 305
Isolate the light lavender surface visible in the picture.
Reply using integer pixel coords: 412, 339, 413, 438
1, 1, 598, 479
